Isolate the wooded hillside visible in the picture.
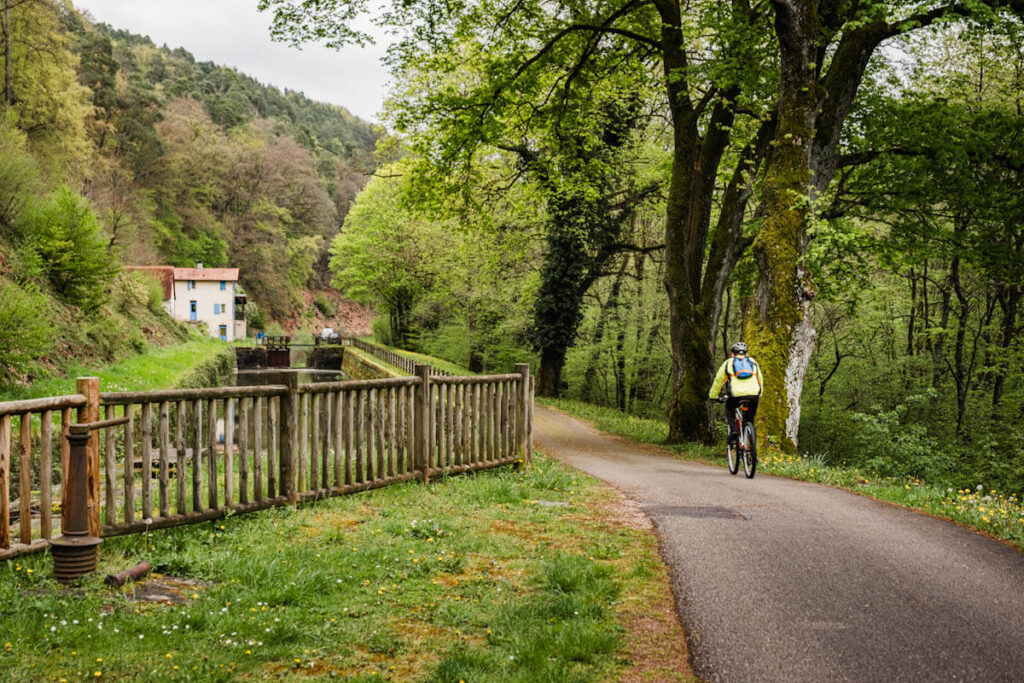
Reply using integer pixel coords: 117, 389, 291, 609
0, 0, 377, 385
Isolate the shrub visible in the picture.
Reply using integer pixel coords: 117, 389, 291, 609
111, 271, 149, 314
313, 292, 335, 317
138, 271, 168, 314
848, 404, 951, 481
0, 279, 54, 383
371, 316, 393, 346
15, 187, 116, 310
245, 301, 267, 331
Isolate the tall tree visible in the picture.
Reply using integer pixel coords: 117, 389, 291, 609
743, 0, 1024, 451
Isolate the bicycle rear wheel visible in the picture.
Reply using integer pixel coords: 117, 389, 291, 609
742, 423, 757, 478
727, 441, 739, 475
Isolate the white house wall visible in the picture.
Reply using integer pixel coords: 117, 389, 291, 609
172, 279, 238, 341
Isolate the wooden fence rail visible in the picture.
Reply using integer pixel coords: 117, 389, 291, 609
350, 339, 451, 377
0, 365, 532, 562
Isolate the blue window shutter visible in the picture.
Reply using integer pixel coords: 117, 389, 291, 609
220, 281, 226, 291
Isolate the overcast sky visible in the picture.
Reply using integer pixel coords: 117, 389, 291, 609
73, 0, 390, 123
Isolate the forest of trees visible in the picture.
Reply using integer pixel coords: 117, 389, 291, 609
266, 0, 1024, 494
0, 0, 377, 384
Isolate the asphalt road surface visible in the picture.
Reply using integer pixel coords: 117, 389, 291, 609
534, 406, 1024, 682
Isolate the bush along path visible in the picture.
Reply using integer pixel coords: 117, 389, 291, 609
0, 454, 693, 682
534, 403, 1024, 682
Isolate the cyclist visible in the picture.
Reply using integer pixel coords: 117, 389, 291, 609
709, 342, 762, 446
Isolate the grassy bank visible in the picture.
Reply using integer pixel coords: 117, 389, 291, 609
541, 397, 1024, 551
0, 337, 234, 402
0, 456, 691, 682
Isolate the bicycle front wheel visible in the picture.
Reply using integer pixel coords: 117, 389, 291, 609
727, 441, 739, 475
742, 423, 757, 478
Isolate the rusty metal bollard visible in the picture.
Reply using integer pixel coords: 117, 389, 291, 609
51, 415, 128, 582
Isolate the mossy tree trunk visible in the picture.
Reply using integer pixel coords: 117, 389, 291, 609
744, 2, 927, 451
742, 0, 821, 452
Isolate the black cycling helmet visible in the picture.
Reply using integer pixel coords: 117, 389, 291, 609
730, 342, 748, 355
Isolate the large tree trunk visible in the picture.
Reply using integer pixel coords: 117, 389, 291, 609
742, 4, 896, 451
533, 223, 589, 397
743, 0, 820, 452
538, 345, 568, 397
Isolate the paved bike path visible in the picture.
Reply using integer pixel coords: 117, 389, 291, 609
534, 406, 1024, 682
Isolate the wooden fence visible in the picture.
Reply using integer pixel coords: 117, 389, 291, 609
0, 364, 532, 561
351, 339, 451, 376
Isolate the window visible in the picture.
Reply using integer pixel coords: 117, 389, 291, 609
220, 281, 226, 291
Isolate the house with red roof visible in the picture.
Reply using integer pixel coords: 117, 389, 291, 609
127, 263, 246, 341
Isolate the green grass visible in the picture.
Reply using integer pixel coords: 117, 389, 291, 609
541, 397, 1024, 551
0, 455, 690, 681
346, 348, 407, 378
0, 338, 232, 401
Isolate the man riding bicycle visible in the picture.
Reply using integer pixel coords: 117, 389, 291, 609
709, 342, 762, 446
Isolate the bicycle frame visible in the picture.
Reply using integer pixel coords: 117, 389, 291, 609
733, 400, 753, 448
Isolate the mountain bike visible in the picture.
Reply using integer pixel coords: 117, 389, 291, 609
718, 397, 757, 478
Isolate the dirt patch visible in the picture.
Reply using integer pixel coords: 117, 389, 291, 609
124, 575, 206, 605
617, 596, 695, 682
283, 289, 373, 337
488, 518, 553, 544
599, 494, 654, 531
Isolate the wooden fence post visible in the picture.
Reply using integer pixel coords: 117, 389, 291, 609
515, 364, 532, 466
279, 373, 299, 504
415, 364, 432, 484
72, 377, 101, 538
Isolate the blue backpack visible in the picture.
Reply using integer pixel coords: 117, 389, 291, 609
730, 355, 755, 379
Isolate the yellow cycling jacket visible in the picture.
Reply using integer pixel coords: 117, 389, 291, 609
709, 355, 763, 399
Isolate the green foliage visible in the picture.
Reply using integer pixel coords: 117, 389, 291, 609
0, 278, 54, 384
312, 292, 335, 317
133, 271, 168, 314
0, 121, 41, 231
245, 301, 267, 331
370, 316, 394, 347
13, 187, 115, 310
332, 165, 456, 345
1, 0, 92, 171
